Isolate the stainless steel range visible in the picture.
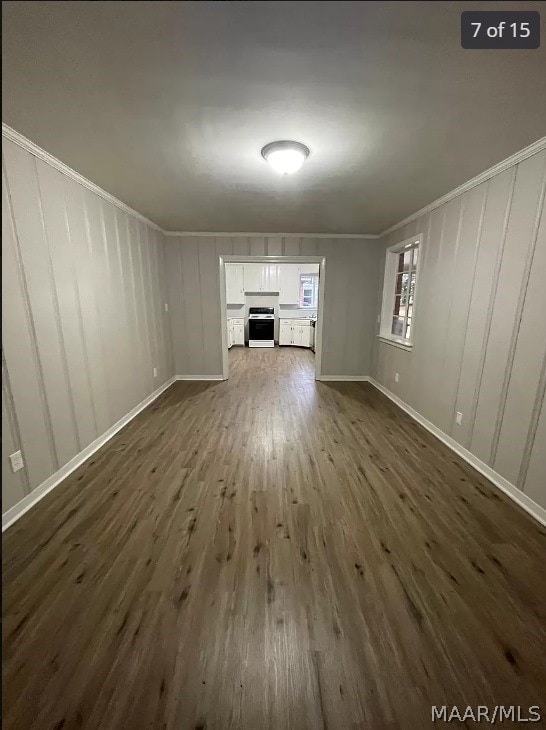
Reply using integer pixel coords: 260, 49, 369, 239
248, 307, 275, 348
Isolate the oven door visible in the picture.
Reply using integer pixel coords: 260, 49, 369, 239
249, 319, 274, 341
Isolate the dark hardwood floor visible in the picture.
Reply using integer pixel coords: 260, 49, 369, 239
3, 347, 546, 729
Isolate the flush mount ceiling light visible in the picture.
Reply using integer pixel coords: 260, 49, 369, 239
261, 140, 310, 175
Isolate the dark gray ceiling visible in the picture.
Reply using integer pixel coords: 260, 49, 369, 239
3, 1, 546, 233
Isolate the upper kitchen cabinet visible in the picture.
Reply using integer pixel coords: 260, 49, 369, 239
278, 264, 301, 304
264, 264, 279, 292
225, 264, 244, 304
244, 263, 279, 292
243, 263, 264, 292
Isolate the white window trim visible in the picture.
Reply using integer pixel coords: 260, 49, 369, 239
378, 233, 423, 350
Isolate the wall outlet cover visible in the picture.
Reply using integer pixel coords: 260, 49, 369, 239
456, 411, 463, 425
394, 372, 399, 383
153, 367, 158, 378
10, 450, 24, 473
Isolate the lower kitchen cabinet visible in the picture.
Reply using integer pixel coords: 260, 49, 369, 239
279, 319, 314, 348
227, 318, 245, 348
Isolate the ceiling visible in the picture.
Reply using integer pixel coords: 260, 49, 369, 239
3, 1, 546, 234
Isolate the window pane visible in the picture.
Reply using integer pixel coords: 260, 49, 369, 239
401, 273, 409, 299
383, 243, 419, 341
395, 272, 410, 299
300, 273, 319, 307
391, 316, 404, 336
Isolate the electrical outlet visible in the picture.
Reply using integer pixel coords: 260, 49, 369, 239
10, 450, 24, 473
164, 303, 169, 312
394, 372, 399, 383
455, 411, 463, 426
153, 367, 158, 378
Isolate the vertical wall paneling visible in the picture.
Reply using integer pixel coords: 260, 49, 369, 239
440, 184, 487, 434
2, 135, 173, 518
35, 159, 98, 449
494, 168, 546, 483
180, 239, 205, 375
373, 148, 546, 510
267, 236, 283, 256
84, 188, 123, 425
2, 157, 57, 487
199, 240, 223, 376
125, 215, 150, 402
165, 235, 382, 379
157, 235, 174, 377
64, 175, 111, 435
164, 242, 186, 381
115, 208, 143, 408
453, 169, 515, 450
471, 153, 545, 464
3, 142, 78, 469
141, 224, 159, 386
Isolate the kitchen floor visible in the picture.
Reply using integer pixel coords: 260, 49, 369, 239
3, 347, 545, 729
233, 343, 315, 375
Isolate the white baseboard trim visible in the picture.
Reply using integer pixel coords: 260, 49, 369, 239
368, 378, 546, 527
176, 375, 225, 381
318, 375, 371, 382
2, 377, 176, 532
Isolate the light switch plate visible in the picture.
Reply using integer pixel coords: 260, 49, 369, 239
10, 450, 24, 473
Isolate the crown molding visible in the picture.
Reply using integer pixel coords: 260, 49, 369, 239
379, 135, 546, 238
9, 121, 542, 242
2, 123, 162, 231
164, 231, 380, 239
1, 123, 380, 239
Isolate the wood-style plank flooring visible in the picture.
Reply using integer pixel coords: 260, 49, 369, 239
3, 347, 546, 729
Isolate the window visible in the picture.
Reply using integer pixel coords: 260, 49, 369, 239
379, 235, 422, 347
299, 273, 319, 308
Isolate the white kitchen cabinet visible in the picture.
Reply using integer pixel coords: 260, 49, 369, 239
227, 318, 245, 348
243, 263, 264, 292
243, 263, 280, 292
278, 264, 301, 304
225, 264, 244, 304
264, 264, 279, 292
279, 319, 314, 348
279, 320, 293, 345
232, 321, 244, 345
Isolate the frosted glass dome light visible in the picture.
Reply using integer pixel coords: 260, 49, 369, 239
261, 141, 310, 175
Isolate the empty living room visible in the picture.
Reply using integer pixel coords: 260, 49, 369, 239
2, 2, 545, 728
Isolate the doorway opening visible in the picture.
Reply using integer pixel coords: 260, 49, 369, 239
219, 255, 326, 380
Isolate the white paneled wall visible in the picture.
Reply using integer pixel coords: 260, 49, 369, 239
2, 136, 173, 515
165, 236, 382, 378
373, 149, 546, 510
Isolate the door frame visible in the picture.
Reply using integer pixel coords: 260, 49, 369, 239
219, 255, 326, 380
